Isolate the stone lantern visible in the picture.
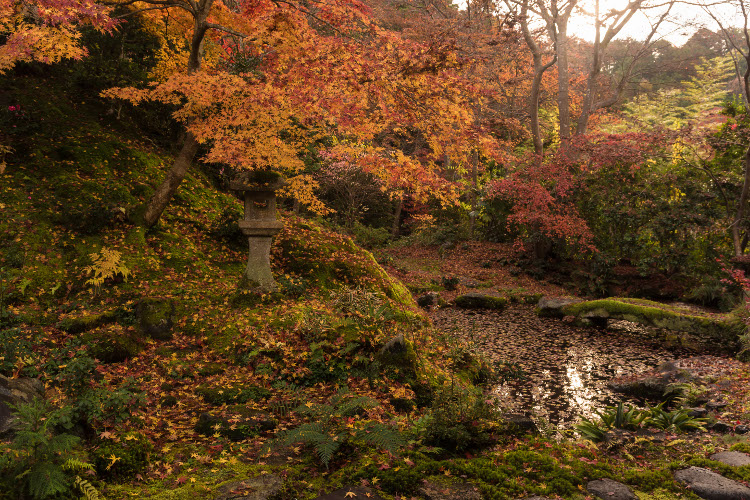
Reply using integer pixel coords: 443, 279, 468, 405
229, 171, 285, 292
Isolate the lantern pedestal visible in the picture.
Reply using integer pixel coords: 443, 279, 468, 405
230, 174, 285, 292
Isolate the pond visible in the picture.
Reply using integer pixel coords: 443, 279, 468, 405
430, 304, 706, 429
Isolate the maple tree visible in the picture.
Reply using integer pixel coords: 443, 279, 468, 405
101, 0, 503, 229
0, 0, 114, 74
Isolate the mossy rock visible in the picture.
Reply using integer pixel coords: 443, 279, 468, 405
195, 384, 271, 405
84, 327, 142, 364
194, 410, 276, 441
58, 310, 118, 334
453, 293, 508, 310
377, 334, 419, 382
93, 432, 153, 478
135, 297, 177, 340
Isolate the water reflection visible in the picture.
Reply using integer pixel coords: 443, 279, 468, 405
431, 305, 702, 427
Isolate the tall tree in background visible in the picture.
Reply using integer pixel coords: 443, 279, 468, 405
502, 0, 673, 142
701, 0, 750, 256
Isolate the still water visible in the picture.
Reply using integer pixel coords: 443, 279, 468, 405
430, 304, 701, 428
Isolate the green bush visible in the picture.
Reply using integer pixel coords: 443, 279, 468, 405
417, 385, 499, 453
210, 206, 245, 249
351, 222, 391, 249
54, 355, 145, 429
0, 327, 36, 376
0, 400, 96, 500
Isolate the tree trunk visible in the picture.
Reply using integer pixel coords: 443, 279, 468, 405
516, 0, 555, 156
143, 133, 200, 227
556, 21, 571, 143
141, 1, 213, 228
576, 0, 601, 137
469, 149, 478, 239
732, 144, 750, 257
391, 196, 402, 238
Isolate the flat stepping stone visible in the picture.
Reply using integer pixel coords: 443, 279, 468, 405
587, 478, 637, 500
674, 466, 750, 500
419, 479, 482, 499
314, 486, 385, 499
710, 451, 750, 467
214, 474, 282, 500
536, 297, 582, 317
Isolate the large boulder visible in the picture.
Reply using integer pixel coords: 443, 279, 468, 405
0, 374, 44, 435
674, 466, 750, 500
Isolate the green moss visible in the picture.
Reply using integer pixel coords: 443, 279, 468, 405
561, 298, 742, 347
58, 311, 118, 334
730, 441, 750, 454
273, 215, 415, 310
624, 469, 677, 492
197, 362, 225, 377
454, 293, 508, 310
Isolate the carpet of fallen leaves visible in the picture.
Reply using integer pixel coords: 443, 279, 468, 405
379, 241, 568, 302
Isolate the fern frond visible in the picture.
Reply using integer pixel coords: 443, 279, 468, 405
336, 396, 377, 417
356, 423, 404, 453
27, 463, 69, 500
84, 247, 131, 289
63, 458, 94, 472
311, 436, 342, 468
75, 476, 102, 500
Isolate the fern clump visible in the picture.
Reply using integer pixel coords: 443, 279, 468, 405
0, 399, 100, 500
575, 401, 707, 442
265, 389, 403, 469
83, 247, 131, 293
